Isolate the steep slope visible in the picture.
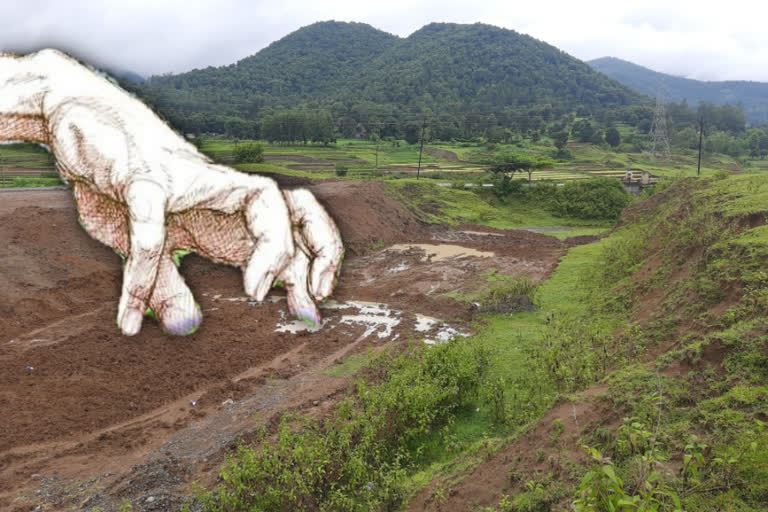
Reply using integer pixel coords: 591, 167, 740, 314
408, 175, 768, 511
590, 56, 768, 125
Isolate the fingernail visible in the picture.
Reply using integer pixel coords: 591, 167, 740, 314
314, 273, 336, 300
255, 271, 275, 301
162, 305, 203, 336
163, 312, 202, 336
121, 309, 143, 336
297, 307, 321, 328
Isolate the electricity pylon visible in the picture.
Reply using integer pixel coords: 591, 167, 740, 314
648, 84, 671, 160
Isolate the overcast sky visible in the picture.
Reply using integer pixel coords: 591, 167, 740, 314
2, 0, 766, 82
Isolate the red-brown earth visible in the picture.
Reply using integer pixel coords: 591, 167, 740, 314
0, 182, 575, 510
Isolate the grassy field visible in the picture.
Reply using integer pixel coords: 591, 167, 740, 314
202, 136, 763, 183
3, 136, 763, 188
384, 179, 613, 239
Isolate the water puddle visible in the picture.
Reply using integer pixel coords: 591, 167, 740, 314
388, 243, 494, 261
460, 230, 503, 237
275, 319, 328, 334
520, 226, 572, 233
423, 327, 468, 346
414, 313, 440, 332
274, 300, 402, 340
387, 262, 410, 273
415, 313, 468, 345
213, 292, 466, 345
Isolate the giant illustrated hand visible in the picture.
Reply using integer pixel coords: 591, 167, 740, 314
0, 49, 343, 335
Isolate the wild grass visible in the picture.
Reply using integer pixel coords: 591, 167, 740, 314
384, 179, 614, 233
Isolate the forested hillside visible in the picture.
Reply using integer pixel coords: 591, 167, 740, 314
130, 21, 645, 138
589, 56, 768, 125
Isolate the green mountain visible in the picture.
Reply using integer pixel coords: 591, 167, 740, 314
134, 21, 645, 137
351, 23, 639, 112
589, 56, 768, 125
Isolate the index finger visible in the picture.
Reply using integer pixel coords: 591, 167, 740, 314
283, 188, 344, 301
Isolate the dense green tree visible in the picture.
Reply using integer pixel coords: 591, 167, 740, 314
698, 103, 747, 133
747, 129, 768, 158
571, 119, 595, 142
673, 126, 699, 149
605, 127, 621, 147
486, 125, 507, 143
552, 130, 569, 151
261, 109, 335, 145
404, 122, 422, 145
491, 153, 554, 182
704, 131, 745, 157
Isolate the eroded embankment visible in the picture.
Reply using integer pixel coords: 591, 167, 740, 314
408, 176, 768, 511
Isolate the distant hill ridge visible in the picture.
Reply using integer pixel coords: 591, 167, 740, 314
134, 21, 645, 135
589, 56, 768, 125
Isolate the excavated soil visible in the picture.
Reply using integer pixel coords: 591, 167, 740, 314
0, 182, 574, 510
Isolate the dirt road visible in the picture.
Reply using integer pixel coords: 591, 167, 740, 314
0, 183, 570, 510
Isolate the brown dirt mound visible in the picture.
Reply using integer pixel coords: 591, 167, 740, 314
309, 181, 430, 255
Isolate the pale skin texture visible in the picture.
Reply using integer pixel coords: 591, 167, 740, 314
0, 49, 344, 336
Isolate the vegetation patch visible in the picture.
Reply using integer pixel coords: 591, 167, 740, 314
190, 173, 768, 512
384, 179, 614, 233
196, 337, 492, 511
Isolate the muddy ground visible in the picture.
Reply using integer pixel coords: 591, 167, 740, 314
0, 182, 575, 511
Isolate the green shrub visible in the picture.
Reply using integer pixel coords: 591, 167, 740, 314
198, 337, 491, 511
489, 172, 524, 198
526, 314, 611, 392
478, 277, 539, 313
233, 142, 265, 164
550, 178, 633, 220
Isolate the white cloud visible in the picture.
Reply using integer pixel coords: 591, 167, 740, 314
1, 0, 767, 82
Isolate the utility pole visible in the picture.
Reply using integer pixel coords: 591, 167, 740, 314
374, 124, 381, 177
697, 117, 704, 176
416, 117, 427, 180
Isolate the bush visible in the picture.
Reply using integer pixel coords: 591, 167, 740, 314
335, 164, 348, 177
478, 277, 539, 313
233, 142, 264, 164
550, 178, 632, 220
198, 337, 491, 511
489, 172, 524, 198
